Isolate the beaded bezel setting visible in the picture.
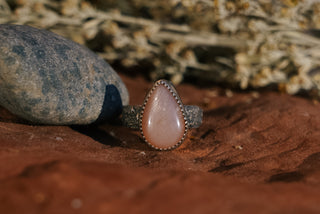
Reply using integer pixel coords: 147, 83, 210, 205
139, 79, 188, 150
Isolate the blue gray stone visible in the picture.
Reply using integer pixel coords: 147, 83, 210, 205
0, 24, 129, 124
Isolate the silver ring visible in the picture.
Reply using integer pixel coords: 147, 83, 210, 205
121, 79, 203, 150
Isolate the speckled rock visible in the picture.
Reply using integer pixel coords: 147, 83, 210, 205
0, 24, 129, 125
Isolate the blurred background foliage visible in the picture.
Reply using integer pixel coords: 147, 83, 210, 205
1, 0, 320, 97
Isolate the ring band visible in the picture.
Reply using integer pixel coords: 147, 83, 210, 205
121, 105, 203, 129
121, 79, 203, 150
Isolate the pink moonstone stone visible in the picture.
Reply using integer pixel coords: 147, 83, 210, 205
141, 83, 186, 149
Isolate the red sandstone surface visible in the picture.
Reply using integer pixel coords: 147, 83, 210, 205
1, 74, 320, 214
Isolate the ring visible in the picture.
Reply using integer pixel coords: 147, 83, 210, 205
121, 79, 203, 150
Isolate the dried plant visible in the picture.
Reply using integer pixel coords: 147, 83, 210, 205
1, 0, 320, 97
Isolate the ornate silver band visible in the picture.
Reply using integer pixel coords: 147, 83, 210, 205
121, 105, 203, 130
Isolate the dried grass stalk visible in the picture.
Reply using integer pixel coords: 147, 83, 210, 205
1, 0, 320, 97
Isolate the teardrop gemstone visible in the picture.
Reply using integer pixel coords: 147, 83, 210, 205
141, 80, 186, 150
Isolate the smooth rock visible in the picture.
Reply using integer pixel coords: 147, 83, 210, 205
141, 81, 186, 149
0, 24, 129, 124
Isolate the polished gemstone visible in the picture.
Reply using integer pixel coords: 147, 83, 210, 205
141, 82, 186, 149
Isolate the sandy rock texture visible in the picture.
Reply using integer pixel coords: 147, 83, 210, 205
1, 74, 320, 214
